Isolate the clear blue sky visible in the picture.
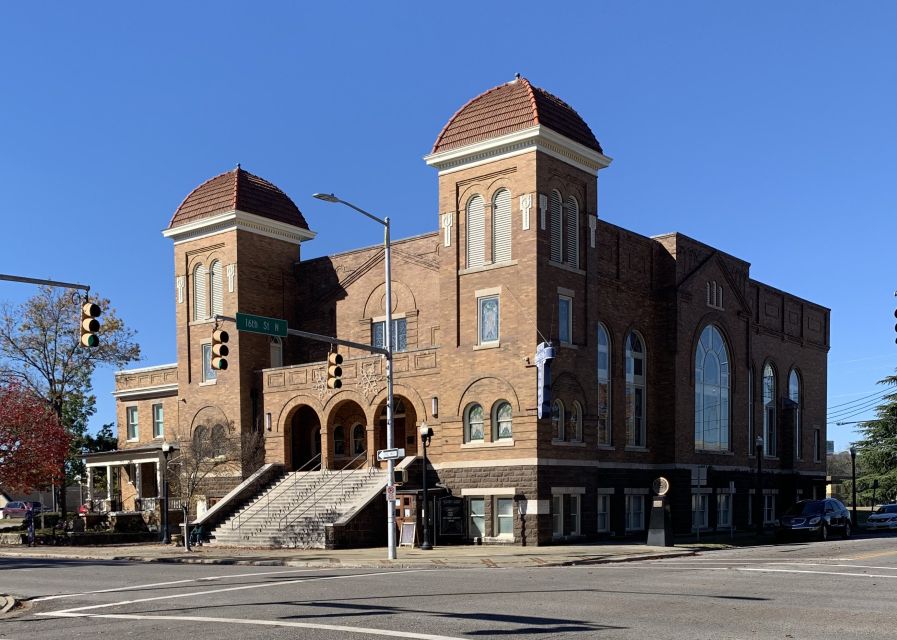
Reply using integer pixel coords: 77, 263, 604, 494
1, 2, 894, 451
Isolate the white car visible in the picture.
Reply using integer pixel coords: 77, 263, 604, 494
865, 504, 897, 531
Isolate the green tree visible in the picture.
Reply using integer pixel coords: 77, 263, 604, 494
855, 372, 897, 505
0, 286, 140, 517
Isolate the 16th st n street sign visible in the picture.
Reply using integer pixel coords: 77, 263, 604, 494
235, 312, 288, 337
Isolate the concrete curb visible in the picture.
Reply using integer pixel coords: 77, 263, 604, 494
0, 549, 694, 569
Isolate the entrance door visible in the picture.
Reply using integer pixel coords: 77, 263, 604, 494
289, 406, 322, 471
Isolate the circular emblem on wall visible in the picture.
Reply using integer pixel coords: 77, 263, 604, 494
652, 476, 670, 496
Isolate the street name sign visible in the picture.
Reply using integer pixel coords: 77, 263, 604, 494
235, 312, 288, 337
376, 448, 405, 461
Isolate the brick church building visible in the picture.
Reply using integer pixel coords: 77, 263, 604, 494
101, 77, 830, 546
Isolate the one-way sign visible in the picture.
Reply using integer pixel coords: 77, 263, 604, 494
376, 448, 405, 461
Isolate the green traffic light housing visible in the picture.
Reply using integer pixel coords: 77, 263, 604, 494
80, 301, 101, 348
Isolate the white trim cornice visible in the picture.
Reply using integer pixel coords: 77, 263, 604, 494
116, 363, 178, 376
424, 125, 613, 176
162, 209, 317, 245
112, 383, 179, 400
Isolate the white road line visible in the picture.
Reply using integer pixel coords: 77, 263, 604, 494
32, 567, 328, 602
41, 612, 468, 640
769, 562, 897, 571
39, 569, 433, 615
737, 568, 897, 579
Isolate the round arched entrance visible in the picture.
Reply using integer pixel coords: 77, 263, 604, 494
287, 405, 321, 471
375, 397, 418, 461
328, 399, 368, 470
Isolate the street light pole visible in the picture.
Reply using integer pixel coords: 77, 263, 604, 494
850, 445, 858, 528
755, 435, 764, 538
419, 424, 433, 551
313, 193, 397, 561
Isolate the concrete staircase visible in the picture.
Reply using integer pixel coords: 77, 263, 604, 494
209, 465, 386, 548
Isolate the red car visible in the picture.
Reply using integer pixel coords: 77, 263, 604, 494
1, 501, 45, 518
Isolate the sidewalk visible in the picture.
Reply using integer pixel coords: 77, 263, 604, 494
0, 541, 695, 569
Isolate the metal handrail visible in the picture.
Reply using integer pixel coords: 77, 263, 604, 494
231, 453, 321, 530
278, 449, 376, 532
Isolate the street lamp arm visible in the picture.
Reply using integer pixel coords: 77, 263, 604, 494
313, 193, 386, 227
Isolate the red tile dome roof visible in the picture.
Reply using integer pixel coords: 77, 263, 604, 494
432, 77, 603, 155
168, 167, 309, 230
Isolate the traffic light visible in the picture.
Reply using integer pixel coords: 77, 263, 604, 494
894, 307, 897, 345
211, 329, 229, 371
80, 302, 101, 348
326, 352, 343, 389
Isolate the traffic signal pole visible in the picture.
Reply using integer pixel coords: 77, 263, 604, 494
0, 273, 95, 524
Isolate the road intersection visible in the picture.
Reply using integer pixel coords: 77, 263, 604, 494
3, 536, 897, 639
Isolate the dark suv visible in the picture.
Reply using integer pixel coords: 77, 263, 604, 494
776, 499, 851, 541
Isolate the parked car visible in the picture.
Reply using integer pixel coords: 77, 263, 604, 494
1, 501, 28, 519
775, 499, 851, 541
0, 501, 45, 519
865, 504, 897, 531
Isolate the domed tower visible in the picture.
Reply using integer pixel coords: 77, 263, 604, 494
425, 76, 611, 352
424, 79, 611, 542
163, 167, 315, 475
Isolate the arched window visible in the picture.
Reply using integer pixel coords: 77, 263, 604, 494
569, 401, 583, 442
565, 196, 579, 268
210, 423, 227, 458
270, 337, 283, 368
464, 403, 484, 442
492, 189, 512, 264
492, 400, 513, 440
333, 425, 345, 456
192, 425, 208, 454
625, 332, 646, 447
352, 424, 365, 455
790, 369, 801, 459
549, 190, 563, 263
466, 195, 485, 269
597, 323, 611, 445
762, 363, 777, 457
209, 260, 223, 316
748, 364, 754, 453
552, 399, 565, 441
694, 325, 730, 451
192, 263, 208, 321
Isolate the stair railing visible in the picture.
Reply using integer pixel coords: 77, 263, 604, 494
278, 449, 378, 532
231, 453, 321, 531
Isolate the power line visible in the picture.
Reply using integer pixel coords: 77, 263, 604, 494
827, 388, 890, 411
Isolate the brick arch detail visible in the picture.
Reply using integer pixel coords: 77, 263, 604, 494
189, 404, 229, 434
455, 375, 522, 417
368, 382, 429, 427
275, 393, 324, 434
550, 371, 588, 414
361, 279, 417, 320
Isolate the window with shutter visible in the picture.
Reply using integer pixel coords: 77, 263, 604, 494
549, 190, 563, 263
492, 189, 512, 263
193, 264, 208, 321
565, 196, 579, 268
466, 195, 485, 268
210, 260, 223, 316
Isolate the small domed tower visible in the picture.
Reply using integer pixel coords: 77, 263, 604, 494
163, 167, 315, 474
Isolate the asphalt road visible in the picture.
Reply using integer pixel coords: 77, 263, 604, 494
3, 536, 897, 639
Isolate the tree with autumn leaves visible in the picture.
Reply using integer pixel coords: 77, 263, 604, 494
0, 287, 139, 516
0, 383, 70, 492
